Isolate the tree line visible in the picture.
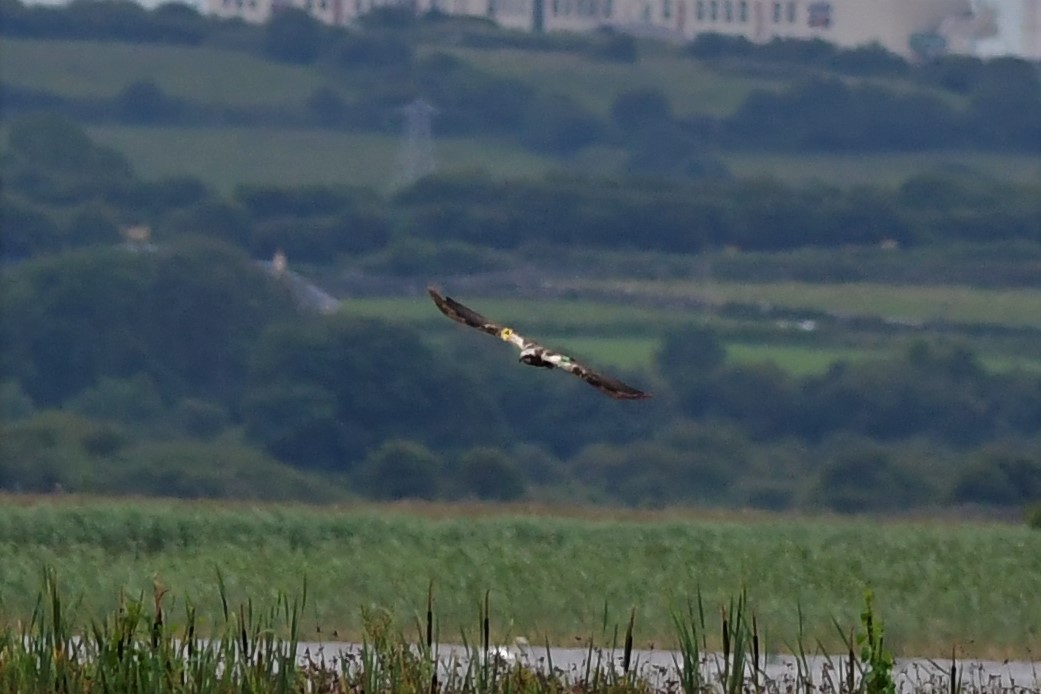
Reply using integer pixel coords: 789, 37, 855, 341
2, 242, 1040, 511
3, 116, 1040, 271
2, 115, 1040, 512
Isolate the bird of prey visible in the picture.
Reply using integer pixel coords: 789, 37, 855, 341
428, 287, 651, 400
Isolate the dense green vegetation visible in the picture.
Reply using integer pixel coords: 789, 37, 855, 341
1, 500, 1039, 659
5, 242, 1041, 508
81, 126, 557, 192
2, 9, 1041, 678
2, 2, 1040, 515
4, 115, 1040, 264
391, 172, 1041, 253
2, 117, 1041, 511
333, 291, 1041, 372
2, 564, 986, 692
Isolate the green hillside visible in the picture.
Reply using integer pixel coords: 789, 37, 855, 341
4, 19, 1038, 190
82, 126, 1041, 192
85, 126, 558, 193
723, 150, 1041, 187
425, 45, 777, 118
1, 37, 331, 106
2, 37, 766, 117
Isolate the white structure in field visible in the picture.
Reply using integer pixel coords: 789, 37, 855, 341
204, 0, 1041, 59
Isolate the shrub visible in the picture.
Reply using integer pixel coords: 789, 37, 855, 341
98, 439, 342, 500
64, 374, 166, 426
596, 31, 637, 63
1028, 504, 1041, 530
951, 447, 1041, 506
656, 325, 726, 376
0, 411, 122, 492
0, 381, 34, 421
173, 398, 230, 439
810, 436, 931, 513
355, 440, 443, 500
264, 7, 323, 64
454, 447, 525, 501
611, 88, 672, 131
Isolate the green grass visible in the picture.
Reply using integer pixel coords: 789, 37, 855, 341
0, 562, 948, 693
569, 339, 1041, 377
725, 344, 882, 376
87, 126, 556, 193
432, 47, 776, 118
722, 151, 1041, 187
8, 36, 1038, 192
594, 279, 1041, 330
1, 498, 1039, 659
0, 38, 331, 106
338, 294, 1041, 375
344, 285, 1041, 336
538, 335, 661, 371
7, 36, 1039, 192
1, 37, 767, 119
539, 338, 881, 376
980, 354, 1041, 374
713, 281, 1041, 329
338, 296, 686, 332
85, 122, 1041, 191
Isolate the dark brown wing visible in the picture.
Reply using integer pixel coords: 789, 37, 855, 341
430, 287, 651, 400
428, 287, 503, 337
557, 358, 652, 400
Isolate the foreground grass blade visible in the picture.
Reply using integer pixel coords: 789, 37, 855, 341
0, 568, 1002, 694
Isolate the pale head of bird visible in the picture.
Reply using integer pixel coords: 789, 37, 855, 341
499, 327, 514, 342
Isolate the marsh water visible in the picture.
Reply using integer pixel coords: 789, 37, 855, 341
294, 641, 1041, 691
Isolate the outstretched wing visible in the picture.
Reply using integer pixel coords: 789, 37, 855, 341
428, 287, 651, 400
428, 287, 504, 338
555, 356, 651, 400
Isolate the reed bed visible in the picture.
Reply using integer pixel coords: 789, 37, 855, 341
1, 499, 1039, 659
2, 569, 1034, 693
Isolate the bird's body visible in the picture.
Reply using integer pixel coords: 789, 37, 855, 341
428, 287, 650, 400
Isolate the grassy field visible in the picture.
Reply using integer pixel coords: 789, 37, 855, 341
335, 293, 1041, 375
7, 36, 1039, 193
531, 337, 881, 375
1, 565, 983, 692
724, 343, 880, 375
1, 37, 766, 119
469, 336, 1040, 375
434, 46, 776, 119
77, 122, 1041, 192
722, 151, 1041, 187
344, 293, 1041, 374
339, 296, 684, 332
583, 280, 1041, 331
1, 498, 1039, 660
1, 38, 332, 106
86, 126, 556, 193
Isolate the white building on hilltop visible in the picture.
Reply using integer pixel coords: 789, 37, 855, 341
204, 0, 1041, 59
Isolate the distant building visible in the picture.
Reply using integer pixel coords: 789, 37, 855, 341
208, 0, 429, 25
973, 0, 1041, 60
204, 0, 1041, 59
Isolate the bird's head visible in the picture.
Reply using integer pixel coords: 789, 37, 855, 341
499, 327, 514, 342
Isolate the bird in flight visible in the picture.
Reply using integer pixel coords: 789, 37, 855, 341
428, 287, 651, 400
